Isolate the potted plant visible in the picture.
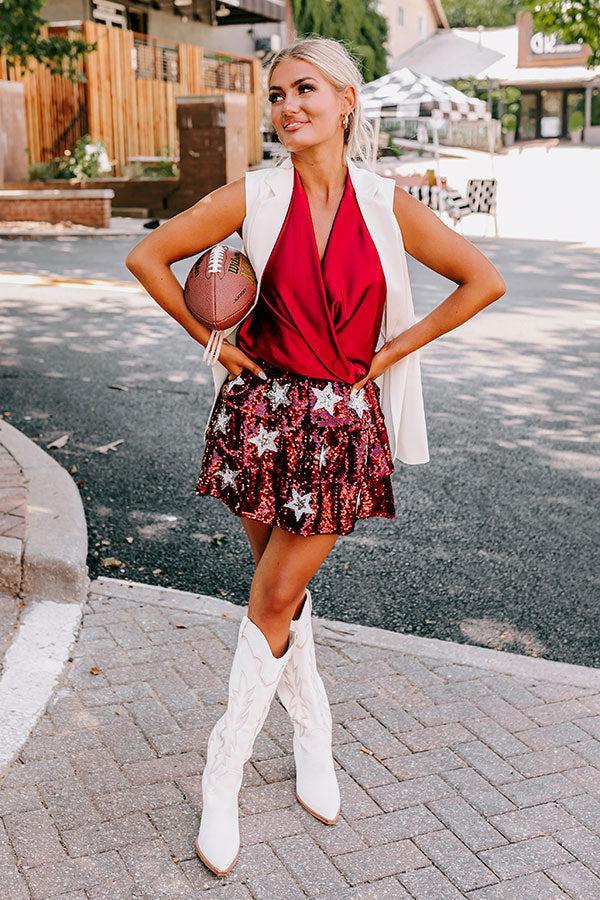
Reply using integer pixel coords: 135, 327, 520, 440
568, 109, 584, 144
501, 113, 517, 147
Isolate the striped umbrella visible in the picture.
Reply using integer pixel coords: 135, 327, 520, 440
361, 67, 487, 121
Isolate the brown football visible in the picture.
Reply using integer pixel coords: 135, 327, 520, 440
183, 244, 257, 331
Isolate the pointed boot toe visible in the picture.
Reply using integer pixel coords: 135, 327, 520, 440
195, 794, 240, 876
295, 747, 341, 824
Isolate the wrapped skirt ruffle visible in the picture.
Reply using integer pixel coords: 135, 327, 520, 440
194, 358, 396, 536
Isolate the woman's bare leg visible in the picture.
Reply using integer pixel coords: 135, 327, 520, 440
240, 516, 273, 565
247, 525, 340, 657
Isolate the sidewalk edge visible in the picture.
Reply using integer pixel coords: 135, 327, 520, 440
0, 420, 89, 604
92, 577, 600, 689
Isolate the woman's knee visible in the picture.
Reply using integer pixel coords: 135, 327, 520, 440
250, 579, 304, 618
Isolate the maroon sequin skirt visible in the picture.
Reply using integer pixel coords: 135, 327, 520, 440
194, 357, 396, 536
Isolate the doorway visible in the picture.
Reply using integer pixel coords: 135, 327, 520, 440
540, 89, 562, 138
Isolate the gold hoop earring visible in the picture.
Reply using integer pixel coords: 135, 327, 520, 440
342, 113, 349, 129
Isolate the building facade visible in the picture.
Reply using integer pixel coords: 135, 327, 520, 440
42, 0, 293, 59
389, 11, 600, 144
376, 0, 448, 63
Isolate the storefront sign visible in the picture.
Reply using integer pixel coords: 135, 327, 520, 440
517, 11, 591, 68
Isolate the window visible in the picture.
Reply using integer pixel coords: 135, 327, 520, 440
417, 15, 425, 36
398, 5, 404, 26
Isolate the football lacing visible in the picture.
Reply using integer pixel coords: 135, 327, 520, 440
206, 244, 226, 274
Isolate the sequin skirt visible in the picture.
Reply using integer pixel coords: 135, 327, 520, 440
194, 357, 396, 536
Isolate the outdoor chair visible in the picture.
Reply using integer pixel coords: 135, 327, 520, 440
445, 178, 499, 237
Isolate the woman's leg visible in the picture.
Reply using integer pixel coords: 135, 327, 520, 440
240, 516, 273, 564
247, 525, 340, 658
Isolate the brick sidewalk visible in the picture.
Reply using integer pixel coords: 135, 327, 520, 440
0, 442, 26, 543
1, 580, 600, 899
0, 441, 26, 654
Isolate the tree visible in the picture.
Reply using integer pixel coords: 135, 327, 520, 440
441, 0, 521, 28
291, 0, 389, 82
0, 0, 96, 81
521, 1, 599, 68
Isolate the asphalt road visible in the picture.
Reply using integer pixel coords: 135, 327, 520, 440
1, 233, 598, 667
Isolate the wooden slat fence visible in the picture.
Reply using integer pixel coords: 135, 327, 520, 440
0, 22, 263, 176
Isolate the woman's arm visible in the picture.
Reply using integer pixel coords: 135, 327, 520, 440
125, 176, 268, 381
386, 184, 507, 364
125, 177, 246, 346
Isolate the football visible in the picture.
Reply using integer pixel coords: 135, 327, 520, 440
183, 243, 257, 332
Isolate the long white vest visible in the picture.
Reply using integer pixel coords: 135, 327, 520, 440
203, 155, 429, 466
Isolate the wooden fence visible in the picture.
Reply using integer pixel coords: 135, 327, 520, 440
0, 22, 264, 176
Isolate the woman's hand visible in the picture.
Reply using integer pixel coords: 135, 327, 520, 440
219, 341, 267, 382
350, 343, 396, 393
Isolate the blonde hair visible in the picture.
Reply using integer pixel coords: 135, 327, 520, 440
267, 35, 375, 168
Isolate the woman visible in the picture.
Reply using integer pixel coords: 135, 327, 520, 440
126, 36, 506, 877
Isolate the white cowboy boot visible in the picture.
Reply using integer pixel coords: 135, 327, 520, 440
195, 614, 296, 875
276, 589, 341, 825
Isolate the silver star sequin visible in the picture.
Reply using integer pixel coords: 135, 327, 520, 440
311, 383, 344, 416
355, 486, 362, 511
349, 388, 369, 419
284, 487, 314, 522
265, 380, 292, 409
248, 422, 279, 457
225, 373, 244, 391
213, 408, 231, 434
216, 463, 240, 488
317, 443, 329, 469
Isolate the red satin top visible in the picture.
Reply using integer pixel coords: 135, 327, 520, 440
236, 164, 386, 384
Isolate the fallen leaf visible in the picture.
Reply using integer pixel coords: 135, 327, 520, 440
47, 433, 70, 449
108, 383, 129, 391
125, 536, 134, 544
94, 439, 124, 454
152, 568, 162, 575
100, 556, 124, 569
67, 464, 78, 474
89, 665, 102, 675
175, 623, 188, 629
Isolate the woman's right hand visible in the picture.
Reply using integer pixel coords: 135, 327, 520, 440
218, 340, 267, 382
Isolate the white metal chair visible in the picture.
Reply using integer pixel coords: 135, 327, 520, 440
446, 178, 499, 237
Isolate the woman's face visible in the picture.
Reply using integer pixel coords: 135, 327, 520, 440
268, 58, 353, 152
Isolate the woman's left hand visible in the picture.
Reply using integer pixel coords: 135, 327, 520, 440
350, 344, 395, 394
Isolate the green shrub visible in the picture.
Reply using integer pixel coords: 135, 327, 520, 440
568, 109, 584, 132
502, 112, 517, 133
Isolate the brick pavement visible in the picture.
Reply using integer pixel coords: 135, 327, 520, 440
0, 442, 26, 542
0, 440, 26, 649
1, 579, 600, 899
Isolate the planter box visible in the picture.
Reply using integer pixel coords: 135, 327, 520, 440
0, 189, 114, 227
1, 177, 180, 218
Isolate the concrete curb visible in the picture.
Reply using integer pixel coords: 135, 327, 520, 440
0, 600, 83, 775
0, 230, 142, 240
0, 423, 89, 774
93, 576, 600, 689
0, 420, 89, 604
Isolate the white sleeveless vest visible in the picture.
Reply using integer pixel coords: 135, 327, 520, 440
202, 155, 429, 466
